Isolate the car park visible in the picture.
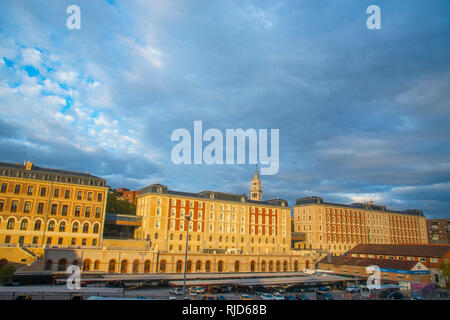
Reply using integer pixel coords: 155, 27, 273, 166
170, 288, 183, 295
316, 291, 334, 300
260, 293, 275, 300
295, 294, 309, 300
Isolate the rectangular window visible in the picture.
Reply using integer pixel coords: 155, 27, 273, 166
37, 202, 44, 214
62, 205, 68, 216
85, 207, 91, 217
87, 192, 92, 201
1, 183, 7, 193
54, 189, 59, 198
64, 190, 70, 199
58, 237, 63, 245
24, 201, 31, 213
77, 191, 82, 200
10, 200, 18, 212
95, 208, 101, 218
71, 238, 76, 246
0, 200, 4, 212
97, 193, 102, 202
92, 239, 97, 246
40, 187, 46, 197
75, 206, 81, 217
5, 236, 11, 244
51, 204, 57, 215
27, 186, 34, 195
82, 239, 87, 246
46, 237, 52, 245
32, 236, 38, 245
14, 185, 21, 194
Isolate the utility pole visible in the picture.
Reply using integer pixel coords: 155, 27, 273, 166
182, 214, 191, 298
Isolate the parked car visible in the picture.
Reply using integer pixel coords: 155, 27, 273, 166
217, 296, 227, 300
168, 296, 177, 300
387, 291, 404, 300
410, 294, 424, 300
191, 287, 206, 294
285, 295, 297, 300
345, 286, 361, 293
316, 291, 334, 300
295, 294, 309, 300
169, 288, 183, 295
15, 295, 32, 300
260, 293, 275, 300
273, 294, 285, 300
240, 294, 252, 300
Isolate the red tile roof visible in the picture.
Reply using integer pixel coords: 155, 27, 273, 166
319, 256, 422, 271
346, 244, 450, 258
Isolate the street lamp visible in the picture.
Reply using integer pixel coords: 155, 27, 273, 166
182, 214, 191, 298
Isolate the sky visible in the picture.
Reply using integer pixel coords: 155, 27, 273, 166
0, 0, 449, 219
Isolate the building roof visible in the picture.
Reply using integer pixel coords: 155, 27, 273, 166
318, 255, 422, 271
347, 244, 450, 258
139, 183, 289, 208
0, 161, 106, 186
295, 196, 424, 217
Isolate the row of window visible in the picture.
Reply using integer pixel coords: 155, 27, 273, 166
1, 169, 104, 187
0, 183, 103, 201
4, 218, 100, 233
0, 200, 102, 218
4, 235, 97, 246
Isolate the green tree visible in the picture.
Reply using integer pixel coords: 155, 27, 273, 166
441, 259, 450, 278
106, 192, 136, 215
0, 264, 16, 286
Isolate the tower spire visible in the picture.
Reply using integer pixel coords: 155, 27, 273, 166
250, 166, 262, 201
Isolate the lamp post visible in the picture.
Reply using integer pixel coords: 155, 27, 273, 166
182, 214, 191, 298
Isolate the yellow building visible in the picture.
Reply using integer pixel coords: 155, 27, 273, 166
294, 197, 428, 255
0, 161, 108, 249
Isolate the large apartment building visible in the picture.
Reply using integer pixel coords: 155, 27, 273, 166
294, 196, 428, 255
0, 161, 108, 248
427, 219, 450, 244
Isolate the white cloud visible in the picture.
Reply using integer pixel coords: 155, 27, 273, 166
21, 48, 42, 67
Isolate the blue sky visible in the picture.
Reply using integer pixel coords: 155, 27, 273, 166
0, 0, 449, 218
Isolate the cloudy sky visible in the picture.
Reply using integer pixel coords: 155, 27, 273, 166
1, 0, 449, 218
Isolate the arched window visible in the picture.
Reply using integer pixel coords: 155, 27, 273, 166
58, 259, 67, 271
187, 260, 192, 273
250, 261, 255, 272
45, 259, 52, 271
160, 260, 166, 273
73, 259, 80, 266
7, 218, 15, 230
217, 260, 223, 273
48, 221, 55, 231
205, 261, 211, 272
305, 260, 310, 269
144, 260, 151, 273
196, 260, 202, 272
132, 260, 140, 273
176, 260, 183, 273
120, 260, 128, 273
93, 223, 99, 233
234, 261, 240, 272
72, 222, 79, 233
83, 223, 89, 233
261, 260, 266, 272
94, 260, 100, 270
82, 259, 91, 271
283, 261, 288, 272
59, 221, 66, 232
294, 261, 299, 272
269, 261, 274, 272
108, 260, 116, 273
20, 219, 28, 230
34, 220, 41, 231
